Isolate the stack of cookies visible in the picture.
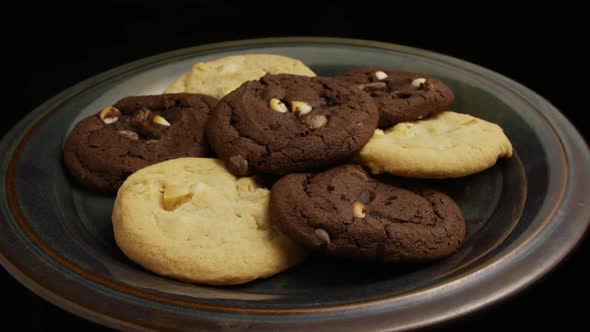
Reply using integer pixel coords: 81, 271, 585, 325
63, 54, 512, 286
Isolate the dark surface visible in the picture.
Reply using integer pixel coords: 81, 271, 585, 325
270, 165, 465, 262
337, 67, 454, 127
1, 1, 587, 331
207, 74, 378, 176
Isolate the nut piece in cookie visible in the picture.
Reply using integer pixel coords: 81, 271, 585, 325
337, 67, 455, 127
207, 74, 379, 176
63, 93, 217, 193
269, 164, 466, 263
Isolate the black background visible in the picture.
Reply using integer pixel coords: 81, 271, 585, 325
1, 1, 588, 331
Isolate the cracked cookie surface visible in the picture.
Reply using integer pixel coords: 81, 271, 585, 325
63, 93, 217, 193
269, 164, 465, 263
206, 74, 379, 176
337, 67, 454, 127
112, 157, 307, 285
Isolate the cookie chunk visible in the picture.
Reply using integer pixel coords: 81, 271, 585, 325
165, 54, 316, 99
358, 111, 513, 178
269, 165, 465, 262
112, 158, 307, 286
337, 67, 454, 127
206, 74, 379, 176
63, 93, 217, 193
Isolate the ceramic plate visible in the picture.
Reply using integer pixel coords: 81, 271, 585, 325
1, 37, 589, 331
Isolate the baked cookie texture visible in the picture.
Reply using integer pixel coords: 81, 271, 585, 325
63, 93, 217, 193
164, 54, 316, 99
207, 74, 379, 176
337, 67, 454, 127
112, 158, 307, 286
269, 164, 465, 262
358, 111, 513, 178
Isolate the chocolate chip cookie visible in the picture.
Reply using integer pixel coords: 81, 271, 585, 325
358, 111, 513, 178
206, 74, 379, 176
63, 93, 217, 193
165, 54, 316, 98
269, 164, 466, 263
113, 157, 307, 286
337, 67, 454, 127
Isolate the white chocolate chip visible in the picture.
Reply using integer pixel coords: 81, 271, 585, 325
375, 71, 388, 80
152, 115, 171, 126
314, 229, 331, 243
270, 98, 288, 113
412, 78, 427, 87
99, 106, 121, 124
117, 130, 138, 140
353, 201, 366, 218
305, 115, 328, 129
290, 101, 312, 116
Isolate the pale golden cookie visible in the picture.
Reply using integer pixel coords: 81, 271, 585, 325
112, 157, 307, 286
164, 54, 316, 99
358, 111, 513, 178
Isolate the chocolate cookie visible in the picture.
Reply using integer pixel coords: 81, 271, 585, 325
206, 74, 379, 176
63, 93, 217, 193
337, 67, 454, 127
269, 165, 466, 262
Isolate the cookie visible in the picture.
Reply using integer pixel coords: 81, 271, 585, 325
337, 67, 454, 127
358, 111, 513, 178
206, 74, 379, 176
63, 93, 217, 193
269, 164, 465, 262
112, 157, 307, 286
164, 54, 316, 99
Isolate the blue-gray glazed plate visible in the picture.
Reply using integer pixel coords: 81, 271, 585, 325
1, 37, 589, 331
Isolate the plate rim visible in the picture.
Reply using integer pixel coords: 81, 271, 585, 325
1, 37, 589, 331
